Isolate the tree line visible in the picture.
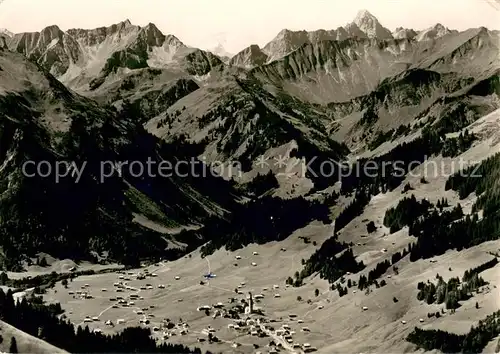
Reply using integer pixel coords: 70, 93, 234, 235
383, 195, 432, 233
415, 258, 496, 311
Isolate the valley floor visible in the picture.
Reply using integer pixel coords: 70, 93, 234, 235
38, 232, 500, 354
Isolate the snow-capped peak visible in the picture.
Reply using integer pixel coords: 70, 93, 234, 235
352, 9, 393, 39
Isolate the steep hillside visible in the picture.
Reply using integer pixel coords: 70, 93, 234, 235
0, 320, 67, 354
145, 74, 349, 193
253, 37, 417, 103
0, 49, 235, 270
329, 67, 500, 150
253, 27, 499, 104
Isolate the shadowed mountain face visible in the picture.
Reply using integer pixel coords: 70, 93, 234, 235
0, 49, 237, 269
0, 12, 499, 271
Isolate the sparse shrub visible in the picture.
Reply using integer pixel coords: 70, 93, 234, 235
297, 296, 302, 301
314, 289, 319, 297
366, 221, 376, 233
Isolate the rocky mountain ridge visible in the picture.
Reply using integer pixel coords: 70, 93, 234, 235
0, 10, 499, 278
3, 10, 487, 81
4, 19, 223, 91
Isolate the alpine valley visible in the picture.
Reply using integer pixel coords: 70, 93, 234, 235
0, 9, 499, 354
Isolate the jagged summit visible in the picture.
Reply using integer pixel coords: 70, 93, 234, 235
230, 44, 268, 67
261, 9, 398, 63
67, 19, 135, 34
39, 24, 65, 40
353, 9, 376, 24
164, 34, 187, 48
262, 29, 309, 62
352, 9, 393, 39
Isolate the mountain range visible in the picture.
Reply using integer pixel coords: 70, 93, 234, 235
0, 11, 469, 81
0, 7, 498, 264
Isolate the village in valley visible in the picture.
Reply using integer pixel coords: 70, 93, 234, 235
38, 245, 325, 354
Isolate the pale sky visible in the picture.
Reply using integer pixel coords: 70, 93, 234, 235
0, 0, 499, 53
